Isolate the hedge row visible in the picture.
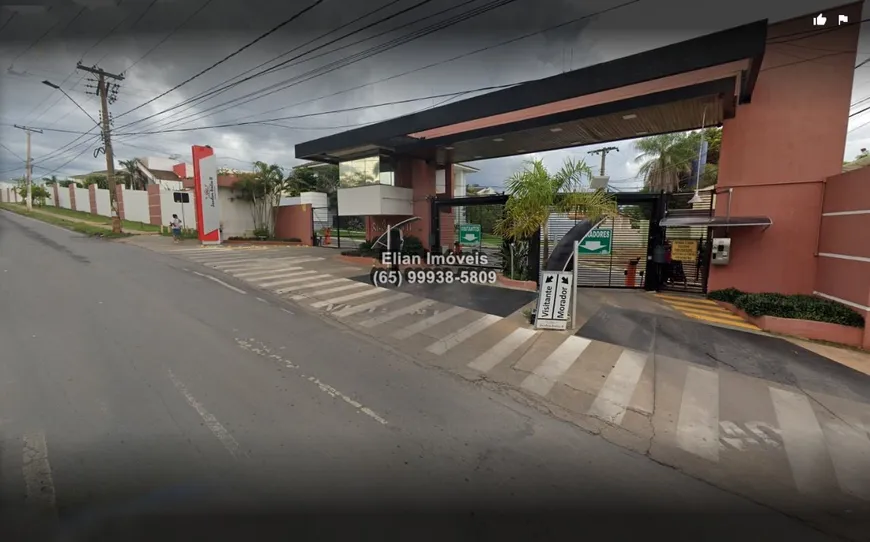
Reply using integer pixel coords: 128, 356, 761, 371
707, 289, 865, 328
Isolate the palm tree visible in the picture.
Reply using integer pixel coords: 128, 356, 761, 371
494, 157, 617, 262
41, 175, 58, 185
118, 159, 145, 190
634, 133, 697, 193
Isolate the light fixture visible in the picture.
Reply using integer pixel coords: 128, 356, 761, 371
569, 141, 582, 145
550, 127, 563, 132
622, 114, 637, 120
517, 149, 526, 153
636, 131, 648, 135
493, 138, 504, 142
444, 146, 454, 150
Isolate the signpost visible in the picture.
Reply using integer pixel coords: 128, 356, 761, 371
534, 271, 574, 330
577, 228, 612, 255
459, 223, 482, 246
192, 145, 221, 245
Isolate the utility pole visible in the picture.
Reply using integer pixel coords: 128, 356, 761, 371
588, 146, 619, 176
13, 124, 43, 212
76, 62, 124, 233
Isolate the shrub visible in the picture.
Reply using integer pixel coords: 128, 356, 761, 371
401, 235, 425, 257
252, 227, 270, 238
734, 292, 864, 328
707, 288, 745, 304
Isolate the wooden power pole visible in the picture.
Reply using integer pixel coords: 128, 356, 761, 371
13, 124, 43, 212
588, 146, 619, 176
76, 63, 124, 233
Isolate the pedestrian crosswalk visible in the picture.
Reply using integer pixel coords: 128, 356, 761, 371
157, 244, 870, 505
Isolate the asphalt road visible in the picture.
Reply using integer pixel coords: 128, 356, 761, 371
0, 211, 844, 542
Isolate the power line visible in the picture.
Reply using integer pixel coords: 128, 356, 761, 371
123, 0, 525, 136
165, 0, 641, 134
0, 13, 16, 34
115, 0, 328, 120
114, 0, 445, 132
122, 0, 216, 74
0, 142, 26, 163
7, 8, 71, 69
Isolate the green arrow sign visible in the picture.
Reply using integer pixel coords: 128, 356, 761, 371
459, 223, 482, 244
578, 228, 612, 255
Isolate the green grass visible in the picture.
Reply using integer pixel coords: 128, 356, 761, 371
30, 205, 160, 232
318, 228, 365, 239
0, 203, 131, 238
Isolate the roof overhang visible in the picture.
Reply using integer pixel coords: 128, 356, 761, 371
660, 216, 772, 228
295, 20, 767, 165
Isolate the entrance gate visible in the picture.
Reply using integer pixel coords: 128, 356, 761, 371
659, 191, 715, 294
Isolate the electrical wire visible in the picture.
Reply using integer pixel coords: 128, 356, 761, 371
150, 0, 641, 135
118, 0, 408, 130
114, 0, 452, 132
0, 142, 26, 163
0, 13, 16, 34
159, 0, 511, 130
115, 0, 328, 120
122, 0, 216, 74
7, 8, 70, 68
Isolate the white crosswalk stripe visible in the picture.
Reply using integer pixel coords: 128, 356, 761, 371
275, 278, 347, 294
392, 306, 467, 340
821, 416, 870, 500
247, 270, 318, 283
587, 349, 648, 425
231, 267, 304, 279
258, 273, 322, 288
521, 336, 590, 397
675, 365, 720, 462
468, 327, 537, 373
332, 293, 411, 318
311, 287, 388, 309
358, 299, 436, 328
426, 314, 502, 356
770, 387, 831, 495
290, 282, 368, 300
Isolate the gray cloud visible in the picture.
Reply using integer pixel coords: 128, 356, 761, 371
2, 0, 868, 185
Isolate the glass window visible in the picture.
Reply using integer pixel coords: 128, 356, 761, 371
339, 155, 395, 188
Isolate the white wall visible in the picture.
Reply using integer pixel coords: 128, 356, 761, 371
95, 188, 111, 217
124, 189, 151, 224
0, 182, 15, 203
160, 191, 197, 229
218, 188, 252, 237
337, 184, 413, 216
57, 186, 71, 209
74, 187, 90, 212
436, 166, 471, 197
143, 157, 181, 171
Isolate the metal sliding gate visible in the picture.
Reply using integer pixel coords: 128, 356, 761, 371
543, 194, 659, 290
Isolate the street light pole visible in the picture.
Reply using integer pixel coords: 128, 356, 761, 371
13, 124, 43, 212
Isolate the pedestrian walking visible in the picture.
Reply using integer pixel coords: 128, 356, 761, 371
170, 214, 183, 243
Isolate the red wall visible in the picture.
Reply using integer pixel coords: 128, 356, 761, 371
709, 2, 862, 294
274, 204, 313, 243
814, 166, 870, 348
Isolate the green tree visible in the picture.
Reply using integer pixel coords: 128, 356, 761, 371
80, 174, 108, 190
634, 127, 721, 193
118, 159, 146, 190
17, 184, 51, 206
494, 157, 617, 261
41, 175, 58, 185
232, 161, 288, 237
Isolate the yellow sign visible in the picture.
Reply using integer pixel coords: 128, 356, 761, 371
670, 239, 698, 262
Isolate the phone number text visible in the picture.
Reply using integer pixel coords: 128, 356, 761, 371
404, 267, 498, 285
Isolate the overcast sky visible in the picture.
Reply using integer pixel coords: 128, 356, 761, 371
1, 0, 870, 190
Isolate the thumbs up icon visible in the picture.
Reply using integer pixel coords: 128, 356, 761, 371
813, 13, 827, 26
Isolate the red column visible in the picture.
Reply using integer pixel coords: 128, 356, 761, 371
147, 185, 162, 225
52, 184, 60, 207
68, 185, 76, 210
88, 184, 97, 215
